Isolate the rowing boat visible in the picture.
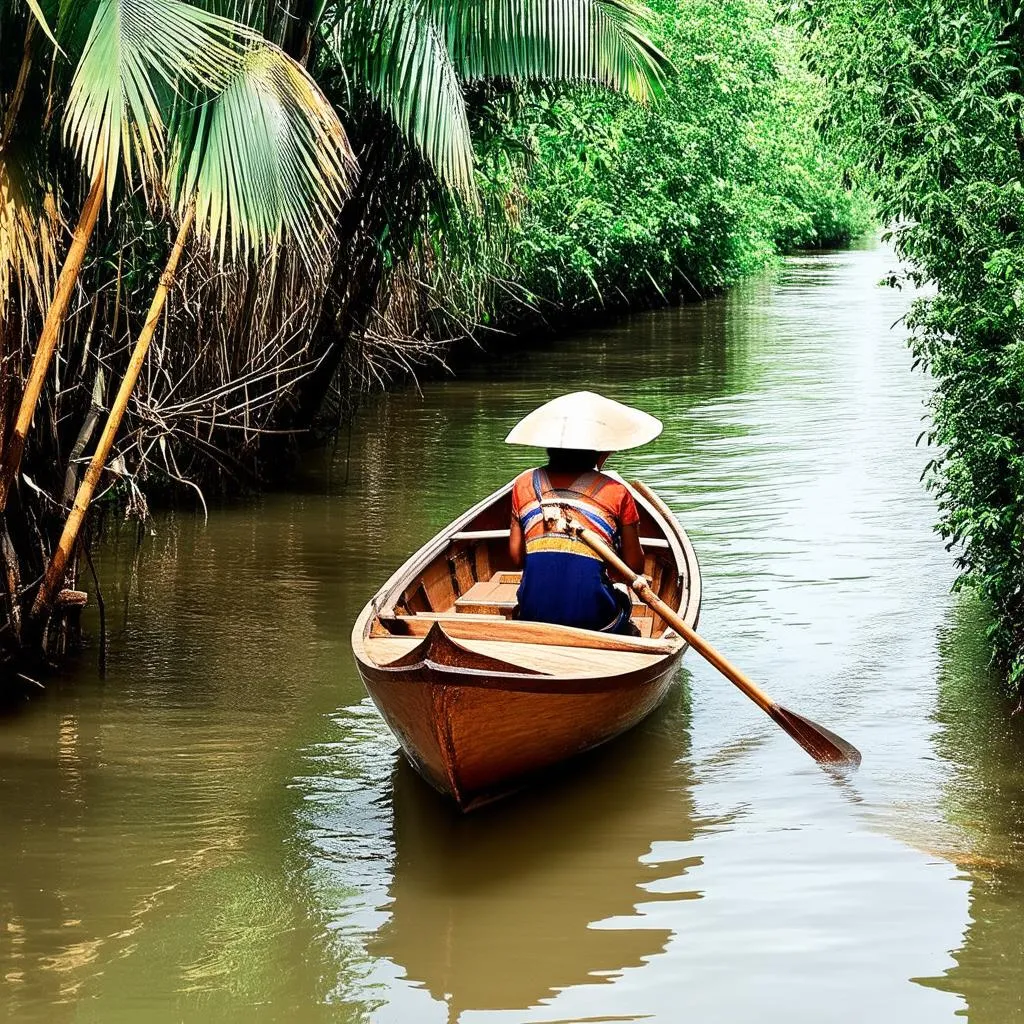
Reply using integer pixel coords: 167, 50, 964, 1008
350, 476, 701, 811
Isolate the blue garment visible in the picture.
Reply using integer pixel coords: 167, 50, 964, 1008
515, 469, 631, 633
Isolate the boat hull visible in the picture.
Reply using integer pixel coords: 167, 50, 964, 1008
356, 624, 684, 810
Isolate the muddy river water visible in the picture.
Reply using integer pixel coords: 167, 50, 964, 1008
3, 238, 1023, 1023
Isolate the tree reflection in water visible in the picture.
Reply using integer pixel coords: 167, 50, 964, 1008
915, 594, 1024, 1022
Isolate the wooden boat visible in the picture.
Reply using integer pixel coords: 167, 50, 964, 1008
351, 476, 701, 811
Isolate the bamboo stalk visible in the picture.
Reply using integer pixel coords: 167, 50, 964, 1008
0, 165, 106, 511
30, 204, 196, 625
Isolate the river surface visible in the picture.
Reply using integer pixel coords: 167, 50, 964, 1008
3, 237, 1024, 1023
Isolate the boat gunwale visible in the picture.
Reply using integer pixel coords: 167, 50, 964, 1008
351, 476, 701, 665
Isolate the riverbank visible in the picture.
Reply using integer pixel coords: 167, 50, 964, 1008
0, 227, 873, 690
0, 0, 871, 679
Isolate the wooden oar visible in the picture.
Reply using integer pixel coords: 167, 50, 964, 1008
556, 514, 862, 768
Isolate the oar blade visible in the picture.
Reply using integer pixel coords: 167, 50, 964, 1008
769, 705, 862, 768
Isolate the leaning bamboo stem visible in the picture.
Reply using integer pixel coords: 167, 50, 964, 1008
30, 204, 196, 625
0, 165, 106, 511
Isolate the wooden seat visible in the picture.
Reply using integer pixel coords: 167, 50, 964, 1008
454, 571, 521, 616
400, 612, 501, 623
450, 529, 511, 541
450, 570, 656, 636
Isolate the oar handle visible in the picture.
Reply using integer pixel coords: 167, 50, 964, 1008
566, 521, 777, 715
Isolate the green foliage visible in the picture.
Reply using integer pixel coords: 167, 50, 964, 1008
168, 44, 356, 266
791, 0, 1024, 684
63, 0, 250, 198
320, 0, 671, 203
471, 0, 871, 319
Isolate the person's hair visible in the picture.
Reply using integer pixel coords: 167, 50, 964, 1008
546, 448, 600, 473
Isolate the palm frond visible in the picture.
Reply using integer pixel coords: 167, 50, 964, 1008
432, 0, 669, 102
322, 0, 668, 202
0, 150, 59, 312
326, 0, 476, 202
169, 43, 357, 267
63, 0, 257, 198
24, 0, 61, 50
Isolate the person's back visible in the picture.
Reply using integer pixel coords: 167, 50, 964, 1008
504, 392, 661, 633
508, 448, 646, 633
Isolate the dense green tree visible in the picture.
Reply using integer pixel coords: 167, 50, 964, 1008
461, 0, 870, 325
792, 0, 1024, 685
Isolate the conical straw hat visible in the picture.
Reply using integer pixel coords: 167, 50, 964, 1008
504, 391, 662, 451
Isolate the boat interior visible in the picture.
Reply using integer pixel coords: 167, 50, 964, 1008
365, 484, 691, 656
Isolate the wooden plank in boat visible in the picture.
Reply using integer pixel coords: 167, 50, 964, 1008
375, 614, 679, 654
454, 577, 519, 616
392, 612, 500, 623
474, 544, 491, 581
457, 639, 666, 676
362, 635, 666, 675
363, 636, 426, 662
449, 550, 476, 595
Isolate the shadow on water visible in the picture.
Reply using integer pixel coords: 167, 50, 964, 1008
322, 683, 732, 1022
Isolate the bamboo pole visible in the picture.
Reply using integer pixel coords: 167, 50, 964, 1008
0, 165, 106, 511
30, 204, 196, 625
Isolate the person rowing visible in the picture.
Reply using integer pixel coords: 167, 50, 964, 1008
505, 391, 662, 634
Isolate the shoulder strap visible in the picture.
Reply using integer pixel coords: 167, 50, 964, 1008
532, 468, 548, 505
573, 470, 613, 504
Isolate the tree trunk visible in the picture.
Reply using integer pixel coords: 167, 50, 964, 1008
30, 205, 196, 627
1, 19, 37, 150
263, 0, 280, 43
282, 0, 315, 64
0, 165, 106, 511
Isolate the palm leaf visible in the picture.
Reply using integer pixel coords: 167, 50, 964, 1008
169, 43, 357, 267
326, 0, 476, 202
322, 0, 668, 202
0, 150, 60, 311
433, 0, 669, 102
24, 0, 62, 50
63, 0, 257, 198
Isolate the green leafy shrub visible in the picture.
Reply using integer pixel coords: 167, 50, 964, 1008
793, 0, 1024, 686
476, 0, 872, 322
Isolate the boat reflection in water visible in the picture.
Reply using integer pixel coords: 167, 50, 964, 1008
370, 687, 723, 1020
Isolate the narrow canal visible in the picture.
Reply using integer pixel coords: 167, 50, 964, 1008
3, 237, 1022, 1023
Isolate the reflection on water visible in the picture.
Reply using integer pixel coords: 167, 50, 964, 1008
914, 595, 1024, 1021
372, 693, 706, 1019
2, 237, 1023, 1022
292, 691, 708, 1023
